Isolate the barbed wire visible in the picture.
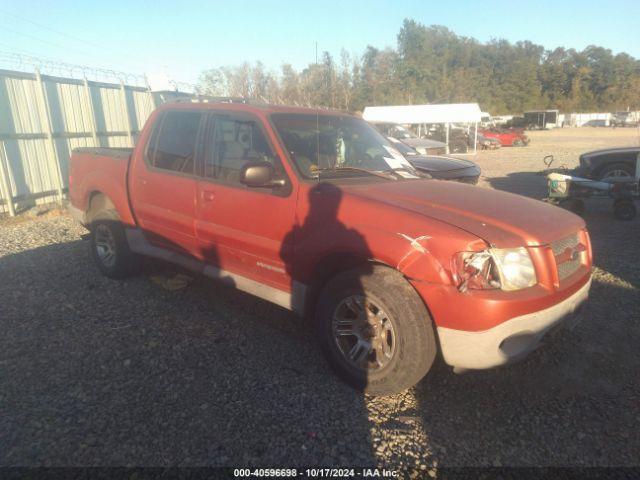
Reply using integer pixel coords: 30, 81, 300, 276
0, 50, 147, 86
0, 50, 200, 92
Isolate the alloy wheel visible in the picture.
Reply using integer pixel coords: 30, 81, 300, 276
331, 295, 396, 371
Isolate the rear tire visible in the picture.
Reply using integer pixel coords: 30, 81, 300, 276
89, 214, 139, 278
315, 264, 436, 396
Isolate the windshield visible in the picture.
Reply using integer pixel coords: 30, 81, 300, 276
271, 113, 419, 179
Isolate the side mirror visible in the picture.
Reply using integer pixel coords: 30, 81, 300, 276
240, 161, 286, 188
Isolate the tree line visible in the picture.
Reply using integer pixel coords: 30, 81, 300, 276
198, 19, 640, 115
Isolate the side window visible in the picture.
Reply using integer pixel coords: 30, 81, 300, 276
204, 116, 276, 183
149, 111, 202, 174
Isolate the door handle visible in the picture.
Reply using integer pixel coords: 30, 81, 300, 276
201, 190, 215, 202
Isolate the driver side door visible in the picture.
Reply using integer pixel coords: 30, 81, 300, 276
194, 112, 296, 293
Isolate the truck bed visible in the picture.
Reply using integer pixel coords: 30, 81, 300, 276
68, 147, 136, 226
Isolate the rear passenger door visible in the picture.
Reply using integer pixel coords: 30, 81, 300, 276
129, 109, 204, 257
194, 111, 296, 292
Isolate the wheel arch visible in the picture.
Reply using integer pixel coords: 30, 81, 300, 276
302, 252, 389, 318
303, 251, 438, 325
85, 191, 120, 226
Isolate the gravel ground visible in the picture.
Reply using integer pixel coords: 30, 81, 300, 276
1, 128, 639, 469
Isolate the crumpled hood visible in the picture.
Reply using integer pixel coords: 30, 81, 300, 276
342, 180, 585, 248
409, 155, 477, 172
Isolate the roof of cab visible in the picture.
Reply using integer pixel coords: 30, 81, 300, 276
155, 98, 355, 117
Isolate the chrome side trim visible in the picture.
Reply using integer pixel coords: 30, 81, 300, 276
125, 228, 306, 313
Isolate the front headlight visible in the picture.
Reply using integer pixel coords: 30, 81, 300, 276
490, 247, 537, 291
452, 247, 537, 292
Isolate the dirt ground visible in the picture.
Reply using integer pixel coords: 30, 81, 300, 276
1, 127, 639, 469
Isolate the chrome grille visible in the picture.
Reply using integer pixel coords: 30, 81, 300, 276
551, 233, 582, 280
557, 257, 581, 280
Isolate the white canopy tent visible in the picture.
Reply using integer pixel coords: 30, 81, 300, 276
363, 103, 482, 154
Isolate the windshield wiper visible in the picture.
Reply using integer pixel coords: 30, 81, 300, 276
315, 166, 396, 180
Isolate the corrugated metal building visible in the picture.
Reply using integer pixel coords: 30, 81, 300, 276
0, 68, 159, 216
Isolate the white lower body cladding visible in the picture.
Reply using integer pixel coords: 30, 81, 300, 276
437, 278, 592, 370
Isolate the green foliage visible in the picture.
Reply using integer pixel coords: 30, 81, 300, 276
198, 19, 640, 114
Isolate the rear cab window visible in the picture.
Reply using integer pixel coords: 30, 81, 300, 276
146, 110, 203, 175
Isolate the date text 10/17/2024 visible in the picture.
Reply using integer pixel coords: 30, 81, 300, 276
233, 468, 400, 478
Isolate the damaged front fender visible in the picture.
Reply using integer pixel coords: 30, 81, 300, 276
395, 232, 451, 285
393, 231, 489, 287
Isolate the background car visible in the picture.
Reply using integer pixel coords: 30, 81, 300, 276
582, 119, 608, 127
480, 128, 530, 147
574, 147, 640, 182
372, 122, 448, 154
387, 136, 481, 184
611, 111, 639, 128
423, 123, 469, 153
410, 154, 481, 184
476, 133, 502, 150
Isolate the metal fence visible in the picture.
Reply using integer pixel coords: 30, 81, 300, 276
0, 68, 158, 216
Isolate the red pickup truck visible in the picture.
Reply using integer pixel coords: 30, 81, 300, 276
69, 101, 592, 395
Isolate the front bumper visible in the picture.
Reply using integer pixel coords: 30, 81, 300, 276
436, 277, 591, 370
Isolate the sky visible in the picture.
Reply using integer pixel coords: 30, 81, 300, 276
0, 0, 638, 86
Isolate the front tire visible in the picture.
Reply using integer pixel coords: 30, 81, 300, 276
89, 218, 138, 278
315, 265, 436, 396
